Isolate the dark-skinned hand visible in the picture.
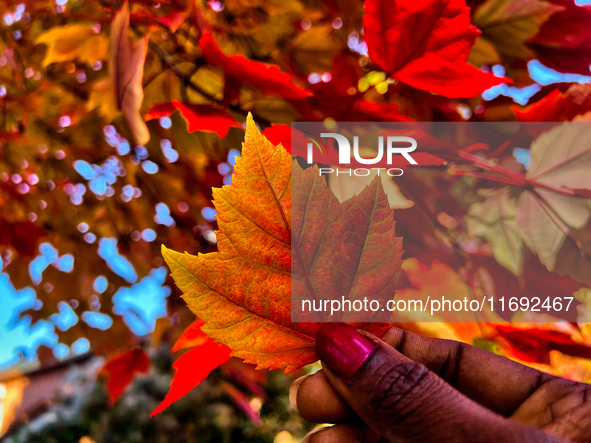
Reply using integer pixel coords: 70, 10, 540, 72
289, 323, 591, 443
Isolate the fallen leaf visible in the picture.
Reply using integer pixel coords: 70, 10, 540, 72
99, 348, 151, 404
466, 188, 524, 274
150, 339, 231, 415
362, 0, 510, 97
162, 114, 398, 372
35, 24, 109, 67
111, 2, 150, 145
291, 161, 403, 325
515, 122, 591, 269
199, 30, 312, 100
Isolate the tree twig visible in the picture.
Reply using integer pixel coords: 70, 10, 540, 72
133, 27, 272, 127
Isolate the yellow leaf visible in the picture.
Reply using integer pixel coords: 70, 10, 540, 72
35, 24, 109, 67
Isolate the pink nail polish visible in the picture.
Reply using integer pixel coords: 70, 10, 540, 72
316, 323, 376, 378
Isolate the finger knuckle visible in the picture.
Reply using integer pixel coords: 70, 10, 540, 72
366, 360, 430, 416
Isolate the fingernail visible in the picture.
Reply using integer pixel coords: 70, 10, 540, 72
301, 426, 328, 443
289, 374, 311, 412
316, 323, 376, 379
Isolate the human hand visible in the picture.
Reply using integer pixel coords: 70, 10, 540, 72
290, 323, 591, 442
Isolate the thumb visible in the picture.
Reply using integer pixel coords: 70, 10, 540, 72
316, 324, 564, 443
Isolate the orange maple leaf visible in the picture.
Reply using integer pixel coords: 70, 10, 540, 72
162, 114, 403, 372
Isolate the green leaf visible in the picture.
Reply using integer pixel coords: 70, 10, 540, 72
467, 188, 523, 274
554, 235, 591, 286
516, 122, 591, 270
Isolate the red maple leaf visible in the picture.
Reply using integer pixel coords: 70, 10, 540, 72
496, 326, 591, 365
261, 124, 293, 154
145, 101, 241, 138
99, 348, 151, 404
198, 30, 312, 101
513, 84, 591, 122
171, 101, 241, 137
363, 0, 510, 97
145, 102, 176, 120
151, 339, 231, 415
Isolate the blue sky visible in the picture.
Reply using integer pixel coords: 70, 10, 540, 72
482, 60, 591, 105
0, 238, 170, 370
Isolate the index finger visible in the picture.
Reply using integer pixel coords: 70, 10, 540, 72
381, 327, 557, 417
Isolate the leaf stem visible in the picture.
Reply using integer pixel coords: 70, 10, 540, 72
458, 152, 584, 198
